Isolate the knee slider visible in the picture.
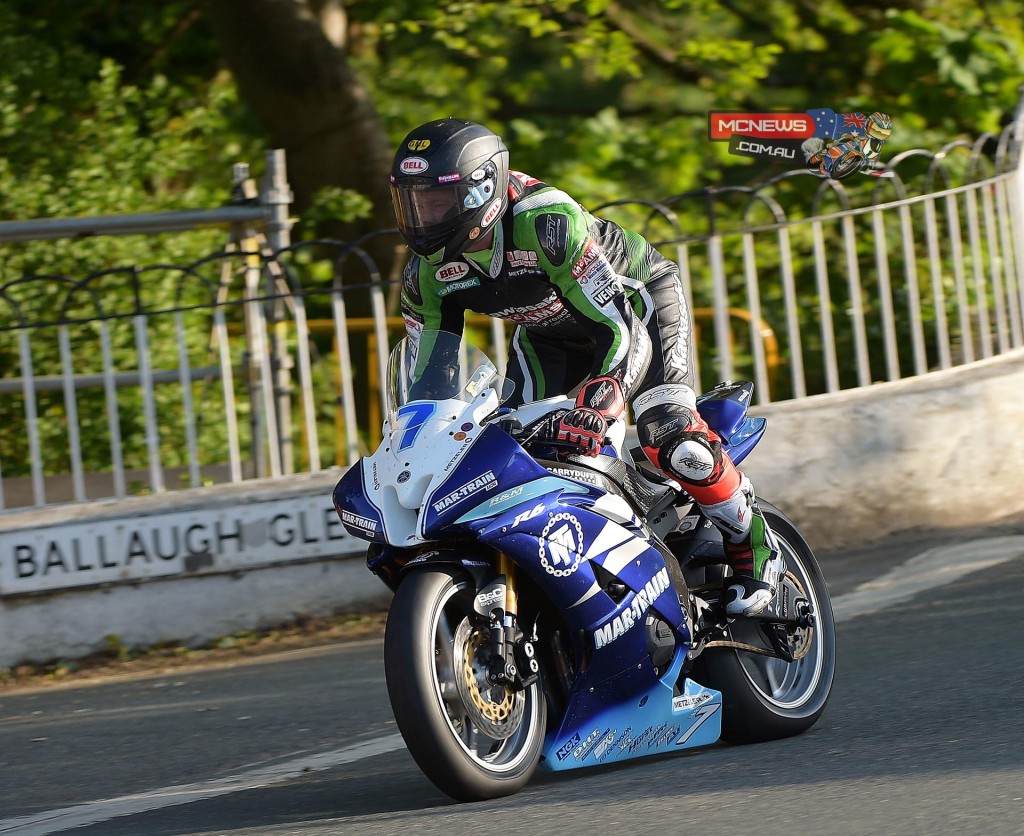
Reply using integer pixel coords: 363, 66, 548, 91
664, 432, 722, 485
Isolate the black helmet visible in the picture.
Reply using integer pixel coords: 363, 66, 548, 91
390, 118, 510, 264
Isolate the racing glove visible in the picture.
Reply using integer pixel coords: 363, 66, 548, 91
556, 376, 626, 457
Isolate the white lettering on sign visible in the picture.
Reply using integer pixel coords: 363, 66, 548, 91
0, 496, 360, 596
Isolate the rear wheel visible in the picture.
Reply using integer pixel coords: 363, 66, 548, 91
384, 567, 546, 801
700, 501, 836, 743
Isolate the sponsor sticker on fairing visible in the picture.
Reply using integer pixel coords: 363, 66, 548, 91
539, 513, 585, 577
555, 732, 581, 761
672, 691, 712, 712
341, 510, 378, 533
475, 586, 505, 609
592, 567, 671, 649
592, 729, 618, 761
575, 727, 612, 761
431, 471, 498, 513
489, 486, 524, 506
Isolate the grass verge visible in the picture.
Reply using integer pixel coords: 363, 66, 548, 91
0, 611, 388, 692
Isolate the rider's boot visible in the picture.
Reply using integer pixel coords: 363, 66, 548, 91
702, 475, 785, 617
639, 405, 784, 618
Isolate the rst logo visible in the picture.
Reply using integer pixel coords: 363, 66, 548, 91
435, 262, 470, 282
708, 112, 813, 140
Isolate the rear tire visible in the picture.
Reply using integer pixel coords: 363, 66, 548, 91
384, 567, 546, 801
700, 501, 836, 743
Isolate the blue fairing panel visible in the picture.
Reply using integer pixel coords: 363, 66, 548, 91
721, 416, 766, 465
422, 425, 554, 538
332, 464, 386, 543
477, 499, 690, 691
540, 652, 722, 772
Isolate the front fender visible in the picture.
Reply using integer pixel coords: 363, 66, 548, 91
367, 542, 497, 592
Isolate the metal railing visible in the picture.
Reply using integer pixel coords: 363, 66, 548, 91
593, 119, 1024, 403
1, 115, 1022, 510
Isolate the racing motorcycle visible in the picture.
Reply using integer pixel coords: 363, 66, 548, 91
333, 330, 835, 802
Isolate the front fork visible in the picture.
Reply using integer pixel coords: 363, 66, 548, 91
484, 553, 539, 691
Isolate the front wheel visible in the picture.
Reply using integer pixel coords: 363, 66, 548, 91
699, 500, 836, 743
384, 567, 546, 801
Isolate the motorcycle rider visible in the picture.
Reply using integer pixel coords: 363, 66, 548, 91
390, 117, 784, 617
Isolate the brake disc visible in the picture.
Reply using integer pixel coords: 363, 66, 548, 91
453, 618, 524, 740
783, 571, 814, 661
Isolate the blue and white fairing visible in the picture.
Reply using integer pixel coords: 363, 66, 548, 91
332, 390, 506, 548
333, 331, 723, 771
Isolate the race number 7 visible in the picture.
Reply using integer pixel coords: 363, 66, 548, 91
395, 402, 436, 451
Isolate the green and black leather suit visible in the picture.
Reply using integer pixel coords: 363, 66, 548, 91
400, 171, 695, 413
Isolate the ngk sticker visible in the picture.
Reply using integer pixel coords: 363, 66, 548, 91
435, 262, 470, 282
481, 198, 502, 228
400, 157, 428, 174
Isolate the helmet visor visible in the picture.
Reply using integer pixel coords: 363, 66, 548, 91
391, 167, 498, 235
391, 183, 464, 233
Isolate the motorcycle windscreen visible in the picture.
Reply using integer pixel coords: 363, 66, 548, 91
385, 329, 514, 440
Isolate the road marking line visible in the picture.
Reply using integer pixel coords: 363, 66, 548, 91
832, 535, 1024, 621
0, 734, 405, 835
5, 536, 1023, 833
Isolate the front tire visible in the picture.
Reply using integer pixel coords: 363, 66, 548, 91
700, 501, 836, 743
384, 567, 546, 801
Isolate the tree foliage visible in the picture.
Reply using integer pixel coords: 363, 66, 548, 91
2, 0, 1023, 480
3, 1, 1022, 242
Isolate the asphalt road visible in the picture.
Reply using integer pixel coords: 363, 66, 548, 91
2, 524, 1023, 836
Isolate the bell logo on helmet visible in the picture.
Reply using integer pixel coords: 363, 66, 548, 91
435, 262, 470, 282
400, 157, 429, 174
481, 198, 503, 228
407, 139, 431, 151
